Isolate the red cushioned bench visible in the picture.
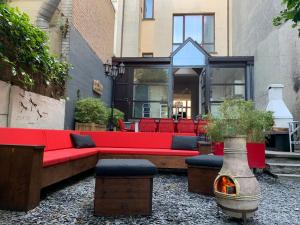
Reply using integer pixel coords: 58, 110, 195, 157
0, 128, 265, 211
0, 128, 198, 211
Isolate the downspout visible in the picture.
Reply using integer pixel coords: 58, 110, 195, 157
227, 0, 230, 56
36, 0, 61, 29
120, 0, 125, 57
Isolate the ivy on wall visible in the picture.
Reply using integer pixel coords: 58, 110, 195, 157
0, 4, 69, 95
273, 0, 300, 36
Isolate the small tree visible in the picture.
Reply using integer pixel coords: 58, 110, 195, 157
273, 0, 300, 37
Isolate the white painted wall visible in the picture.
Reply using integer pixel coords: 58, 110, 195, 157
231, 0, 300, 120
0, 81, 65, 129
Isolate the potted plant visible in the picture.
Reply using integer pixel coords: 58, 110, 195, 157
106, 108, 125, 130
75, 98, 108, 131
206, 99, 274, 168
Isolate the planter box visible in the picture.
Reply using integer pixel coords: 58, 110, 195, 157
247, 143, 265, 169
198, 141, 212, 155
75, 122, 106, 131
212, 142, 265, 169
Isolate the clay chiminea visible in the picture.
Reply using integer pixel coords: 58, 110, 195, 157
214, 136, 261, 221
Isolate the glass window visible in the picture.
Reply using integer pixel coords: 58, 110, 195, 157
211, 68, 245, 84
133, 85, 168, 101
185, 15, 202, 43
144, 0, 153, 19
133, 68, 169, 118
173, 16, 183, 43
134, 68, 168, 84
172, 14, 215, 53
211, 85, 245, 101
204, 16, 214, 43
172, 41, 206, 66
134, 102, 165, 118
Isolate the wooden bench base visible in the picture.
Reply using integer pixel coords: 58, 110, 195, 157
187, 165, 220, 196
94, 176, 153, 216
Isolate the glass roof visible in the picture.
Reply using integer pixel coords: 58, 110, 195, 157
171, 38, 208, 67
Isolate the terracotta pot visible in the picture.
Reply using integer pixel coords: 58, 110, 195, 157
214, 136, 261, 219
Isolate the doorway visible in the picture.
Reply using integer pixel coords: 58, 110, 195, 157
173, 68, 199, 119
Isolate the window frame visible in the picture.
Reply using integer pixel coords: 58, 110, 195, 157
132, 67, 170, 118
172, 13, 215, 53
143, 0, 154, 20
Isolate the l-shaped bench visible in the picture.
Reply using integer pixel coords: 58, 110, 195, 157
0, 128, 265, 211
0, 128, 199, 211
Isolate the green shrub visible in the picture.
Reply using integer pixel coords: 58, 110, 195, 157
206, 99, 274, 143
107, 108, 125, 128
75, 98, 108, 124
0, 4, 69, 88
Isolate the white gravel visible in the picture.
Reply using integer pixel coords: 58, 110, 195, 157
0, 172, 299, 225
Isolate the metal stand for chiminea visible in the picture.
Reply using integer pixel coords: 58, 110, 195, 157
217, 204, 257, 225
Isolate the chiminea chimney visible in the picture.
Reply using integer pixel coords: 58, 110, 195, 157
266, 84, 293, 128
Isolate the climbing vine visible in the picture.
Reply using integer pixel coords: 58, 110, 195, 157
273, 0, 300, 36
0, 4, 69, 91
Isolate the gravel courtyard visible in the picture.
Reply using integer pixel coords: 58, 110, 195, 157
0, 172, 299, 225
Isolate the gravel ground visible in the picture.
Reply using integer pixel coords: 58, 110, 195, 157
0, 172, 299, 225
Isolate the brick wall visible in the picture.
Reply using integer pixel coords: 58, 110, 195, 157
72, 0, 115, 62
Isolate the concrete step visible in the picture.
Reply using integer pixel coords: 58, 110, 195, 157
266, 150, 300, 164
274, 173, 300, 181
266, 162, 300, 174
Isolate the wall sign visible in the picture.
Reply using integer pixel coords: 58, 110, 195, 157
93, 80, 103, 95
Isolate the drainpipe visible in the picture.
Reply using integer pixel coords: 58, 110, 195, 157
120, 0, 125, 57
227, 0, 230, 56
36, 0, 61, 29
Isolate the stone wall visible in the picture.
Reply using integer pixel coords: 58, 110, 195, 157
0, 81, 65, 129
231, 0, 300, 120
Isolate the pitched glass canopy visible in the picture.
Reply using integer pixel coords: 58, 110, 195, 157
171, 38, 209, 67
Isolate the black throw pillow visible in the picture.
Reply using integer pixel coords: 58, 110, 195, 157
70, 133, 96, 148
171, 136, 199, 150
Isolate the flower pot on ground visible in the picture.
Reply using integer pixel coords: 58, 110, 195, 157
107, 108, 125, 130
197, 141, 212, 154
206, 99, 274, 169
74, 98, 108, 131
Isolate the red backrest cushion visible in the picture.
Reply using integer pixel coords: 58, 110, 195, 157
81, 131, 195, 149
139, 119, 157, 132
0, 128, 46, 146
158, 122, 175, 133
44, 130, 80, 151
177, 120, 196, 133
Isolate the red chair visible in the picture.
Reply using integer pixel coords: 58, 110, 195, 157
196, 119, 208, 135
176, 119, 196, 133
158, 118, 175, 133
139, 118, 157, 132
118, 119, 134, 132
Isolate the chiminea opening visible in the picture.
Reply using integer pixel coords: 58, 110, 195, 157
214, 175, 238, 195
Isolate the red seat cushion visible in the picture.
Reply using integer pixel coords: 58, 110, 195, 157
43, 148, 98, 167
63, 148, 98, 160
97, 147, 199, 156
43, 150, 70, 167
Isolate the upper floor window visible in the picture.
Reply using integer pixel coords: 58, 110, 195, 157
144, 0, 154, 19
173, 14, 215, 53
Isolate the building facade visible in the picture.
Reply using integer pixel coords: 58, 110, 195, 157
112, 0, 253, 120
231, 0, 300, 121
8, 0, 115, 129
